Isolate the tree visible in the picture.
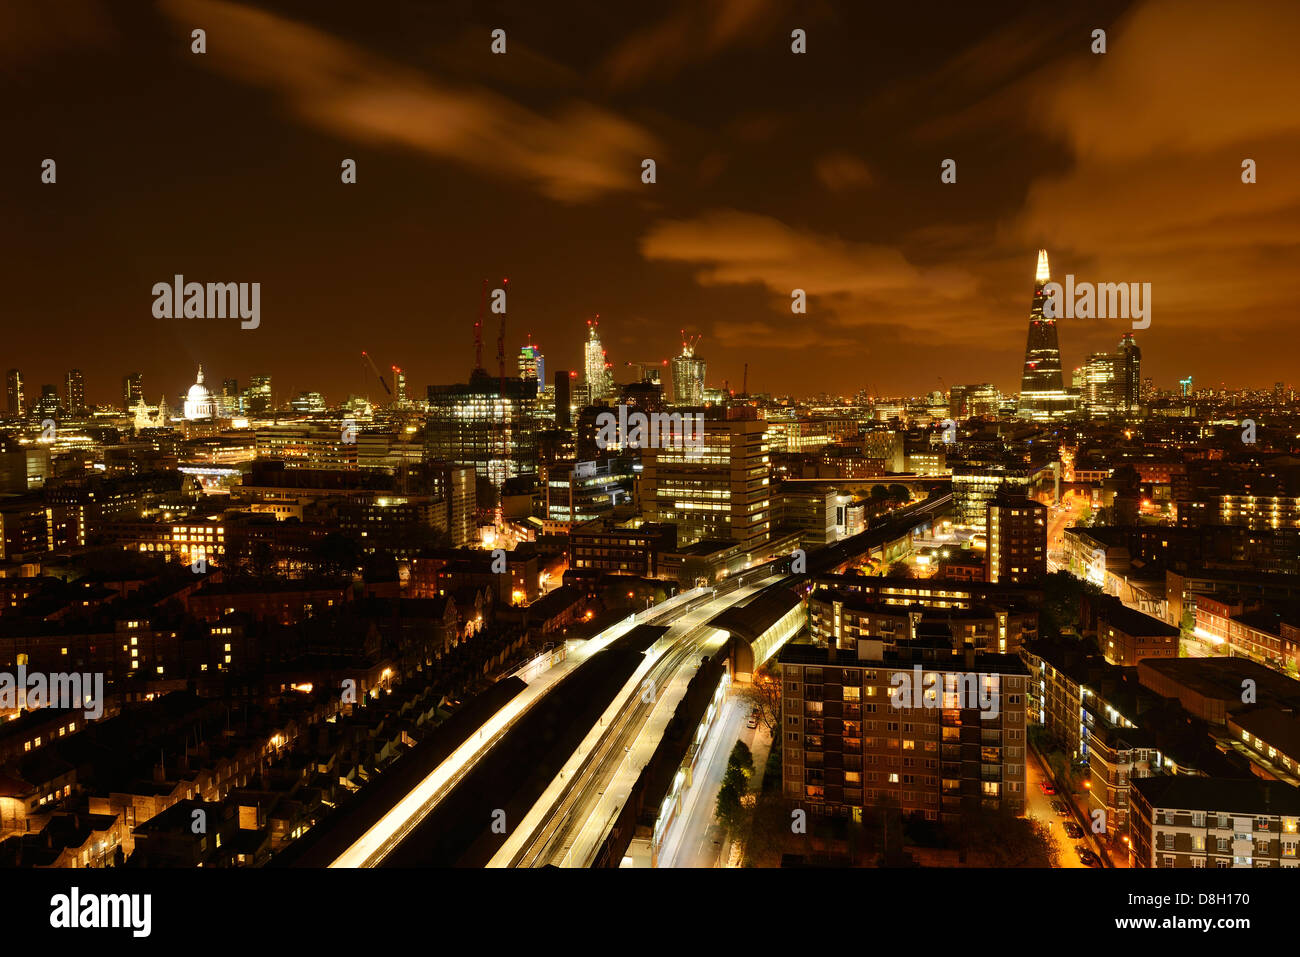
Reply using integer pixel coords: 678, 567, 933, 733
1040, 569, 1100, 638
887, 484, 910, 503
744, 790, 791, 866
715, 739, 756, 835
715, 777, 745, 832
739, 664, 782, 734
728, 740, 754, 775
959, 806, 1059, 867
887, 560, 911, 578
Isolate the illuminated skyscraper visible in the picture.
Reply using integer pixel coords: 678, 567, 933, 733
1075, 335, 1141, 418
122, 372, 143, 410
64, 369, 86, 415
1017, 250, 1075, 420
244, 375, 272, 414
670, 333, 706, 406
518, 339, 545, 386
583, 319, 613, 403
426, 369, 538, 487
1117, 334, 1141, 416
6, 369, 24, 417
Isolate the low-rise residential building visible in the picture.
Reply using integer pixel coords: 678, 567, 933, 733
1094, 599, 1180, 666
1130, 776, 1300, 868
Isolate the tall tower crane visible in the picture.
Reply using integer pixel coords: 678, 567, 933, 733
473, 279, 487, 373
361, 351, 391, 397
497, 277, 509, 389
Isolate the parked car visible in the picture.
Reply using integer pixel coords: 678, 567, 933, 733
1076, 846, 1101, 867
1063, 821, 1084, 839
1038, 781, 1057, 796
746, 716, 759, 729
1051, 800, 1070, 816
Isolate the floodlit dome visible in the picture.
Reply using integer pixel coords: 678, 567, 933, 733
184, 365, 216, 420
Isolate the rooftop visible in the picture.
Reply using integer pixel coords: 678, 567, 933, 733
1132, 775, 1300, 817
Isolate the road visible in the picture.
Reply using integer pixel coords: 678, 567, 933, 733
656, 693, 752, 868
1026, 747, 1131, 868
1046, 490, 1085, 574
491, 575, 784, 868
1024, 748, 1087, 868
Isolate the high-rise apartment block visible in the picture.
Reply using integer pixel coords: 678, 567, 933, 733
779, 641, 1029, 824
986, 491, 1047, 584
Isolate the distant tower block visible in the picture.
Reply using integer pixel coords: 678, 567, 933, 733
671, 332, 706, 406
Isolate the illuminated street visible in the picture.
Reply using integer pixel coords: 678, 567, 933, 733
656, 693, 754, 868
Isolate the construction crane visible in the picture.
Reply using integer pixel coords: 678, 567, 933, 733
497, 277, 508, 389
361, 351, 391, 397
473, 279, 487, 372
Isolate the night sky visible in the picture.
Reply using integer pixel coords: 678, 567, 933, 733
2, 0, 1297, 406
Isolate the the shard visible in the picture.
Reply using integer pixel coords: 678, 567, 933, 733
1016, 249, 1076, 420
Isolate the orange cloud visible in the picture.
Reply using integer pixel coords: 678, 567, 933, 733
641, 209, 993, 348
814, 153, 873, 192
160, 0, 660, 202
600, 0, 782, 88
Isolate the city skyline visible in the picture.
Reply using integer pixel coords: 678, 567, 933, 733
4, 0, 1298, 403
1, 266, 1292, 412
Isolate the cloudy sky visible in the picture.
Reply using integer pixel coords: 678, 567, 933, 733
2, 0, 1296, 405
